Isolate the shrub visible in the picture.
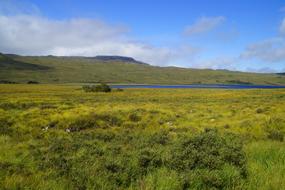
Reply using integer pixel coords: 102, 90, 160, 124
27, 81, 39, 84
66, 113, 122, 132
68, 116, 99, 132
264, 117, 285, 141
0, 80, 17, 84
82, 83, 111, 92
138, 148, 162, 170
224, 124, 230, 129
168, 129, 247, 189
267, 130, 284, 142
150, 131, 170, 145
95, 83, 111, 92
128, 113, 141, 122
0, 117, 13, 135
256, 108, 264, 114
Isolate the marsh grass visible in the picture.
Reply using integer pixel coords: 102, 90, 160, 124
245, 141, 285, 190
0, 84, 285, 189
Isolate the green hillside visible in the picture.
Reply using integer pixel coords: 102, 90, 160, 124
0, 53, 284, 84
0, 53, 50, 71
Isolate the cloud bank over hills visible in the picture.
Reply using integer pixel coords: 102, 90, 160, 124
0, 0, 285, 73
0, 15, 199, 66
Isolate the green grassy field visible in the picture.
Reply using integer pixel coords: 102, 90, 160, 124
0, 84, 285, 189
1, 53, 285, 85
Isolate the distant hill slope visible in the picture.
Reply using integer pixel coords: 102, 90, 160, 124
0, 53, 50, 70
93, 55, 146, 64
0, 53, 284, 85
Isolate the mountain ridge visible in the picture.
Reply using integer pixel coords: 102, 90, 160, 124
92, 55, 147, 65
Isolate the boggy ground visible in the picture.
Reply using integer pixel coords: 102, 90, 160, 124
0, 84, 284, 190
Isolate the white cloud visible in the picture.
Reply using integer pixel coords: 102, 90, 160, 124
0, 15, 127, 53
240, 17, 285, 66
241, 38, 285, 62
0, 15, 199, 66
184, 16, 226, 36
0, 2, 247, 71
191, 56, 238, 70
245, 67, 278, 73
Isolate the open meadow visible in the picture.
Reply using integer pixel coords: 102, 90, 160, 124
0, 84, 285, 190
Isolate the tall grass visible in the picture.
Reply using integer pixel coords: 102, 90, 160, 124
245, 141, 285, 190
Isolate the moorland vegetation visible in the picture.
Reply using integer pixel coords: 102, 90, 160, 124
0, 85, 284, 189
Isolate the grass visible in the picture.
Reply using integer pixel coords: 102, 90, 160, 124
1, 54, 285, 84
0, 84, 285, 189
245, 141, 285, 190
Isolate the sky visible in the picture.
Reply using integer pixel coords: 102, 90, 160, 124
0, 0, 285, 73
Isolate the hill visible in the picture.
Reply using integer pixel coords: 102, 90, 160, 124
0, 53, 50, 71
0, 53, 284, 84
93, 55, 146, 64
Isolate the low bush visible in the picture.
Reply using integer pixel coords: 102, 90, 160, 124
256, 108, 264, 114
267, 130, 284, 142
0, 117, 13, 135
138, 148, 163, 170
168, 129, 247, 189
0, 80, 17, 84
128, 112, 141, 122
264, 117, 285, 141
27, 81, 39, 84
65, 113, 122, 132
82, 83, 111, 92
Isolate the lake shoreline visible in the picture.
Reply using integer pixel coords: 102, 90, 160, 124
111, 84, 285, 89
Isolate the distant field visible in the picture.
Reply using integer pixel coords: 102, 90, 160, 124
1, 54, 285, 85
0, 84, 284, 189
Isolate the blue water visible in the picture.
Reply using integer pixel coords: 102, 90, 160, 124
111, 84, 285, 89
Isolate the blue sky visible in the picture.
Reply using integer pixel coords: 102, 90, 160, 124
0, 0, 285, 72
